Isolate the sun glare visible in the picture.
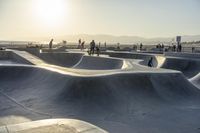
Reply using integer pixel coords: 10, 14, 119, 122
34, 0, 67, 27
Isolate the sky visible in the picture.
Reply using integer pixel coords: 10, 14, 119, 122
0, 0, 200, 41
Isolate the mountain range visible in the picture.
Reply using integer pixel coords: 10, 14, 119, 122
1, 34, 200, 45
53, 34, 200, 44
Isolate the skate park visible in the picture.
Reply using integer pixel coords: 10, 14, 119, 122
1, 0, 200, 132
0, 47, 200, 133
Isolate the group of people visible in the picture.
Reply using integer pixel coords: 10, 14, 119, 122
156, 43, 165, 51
48, 38, 101, 56
47, 38, 157, 67
78, 39, 85, 51
88, 40, 100, 56
171, 44, 182, 52
78, 39, 100, 56
48, 38, 186, 54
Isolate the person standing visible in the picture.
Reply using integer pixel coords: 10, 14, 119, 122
78, 39, 81, 49
192, 47, 195, 53
90, 40, 96, 55
177, 44, 182, 52
172, 44, 176, 52
98, 42, 101, 48
140, 43, 143, 51
96, 46, 100, 56
49, 39, 53, 49
179, 44, 182, 52
161, 44, 164, 51
81, 41, 85, 51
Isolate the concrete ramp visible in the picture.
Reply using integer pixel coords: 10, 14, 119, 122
12, 48, 84, 67
29, 52, 124, 70
103, 51, 200, 79
0, 65, 200, 133
29, 51, 124, 70
1, 50, 200, 133
37, 52, 84, 67
102, 51, 165, 68
160, 57, 200, 78
0, 51, 32, 65
73, 56, 124, 70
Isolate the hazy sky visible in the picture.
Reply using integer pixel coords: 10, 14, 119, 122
0, 0, 200, 40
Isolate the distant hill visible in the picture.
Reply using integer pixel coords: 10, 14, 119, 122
181, 35, 200, 42
1, 34, 200, 45
57, 34, 200, 44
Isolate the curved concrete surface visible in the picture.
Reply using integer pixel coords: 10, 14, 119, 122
25, 48, 84, 67
0, 65, 200, 133
0, 119, 107, 133
101, 51, 200, 91
17, 48, 200, 87
102, 51, 200, 78
160, 57, 200, 78
101, 51, 165, 68
27, 50, 124, 70
37, 52, 84, 67
1, 50, 200, 133
11, 48, 84, 67
73, 56, 124, 70
0, 51, 32, 65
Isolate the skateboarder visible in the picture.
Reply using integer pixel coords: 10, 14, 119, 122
148, 57, 153, 67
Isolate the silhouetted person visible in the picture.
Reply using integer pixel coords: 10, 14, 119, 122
133, 45, 137, 51
177, 44, 182, 52
161, 44, 164, 51
140, 43, 143, 51
179, 44, 182, 52
90, 40, 95, 55
172, 44, 176, 52
177, 45, 179, 52
99, 42, 101, 48
78, 39, 81, 49
117, 43, 120, 50
148, 57, 153, 67
49, 39, 53, 49
156, 43, 162, 51
81, 41, 85, 51
96, 46, 100, 56
192, 47, 195, 53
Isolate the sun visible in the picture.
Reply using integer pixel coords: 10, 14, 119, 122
34, 0, 67, 27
